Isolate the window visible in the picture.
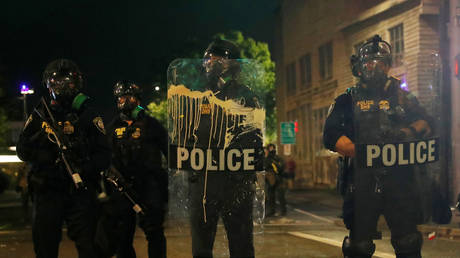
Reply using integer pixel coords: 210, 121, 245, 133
301, 104, 312, 163
319, 42, 333, 80
313, 107, 329, 155
299, 54, 312, 88
286, 62, 296, 95
389, 24, 404, 67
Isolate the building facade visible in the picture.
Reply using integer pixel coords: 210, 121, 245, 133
274, 0, 443, 188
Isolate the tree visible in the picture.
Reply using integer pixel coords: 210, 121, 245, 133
214, 31, 277, 143
146, 100, 168, 128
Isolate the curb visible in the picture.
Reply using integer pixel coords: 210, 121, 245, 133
418, 224, 460, 241
334, 219, 460, 241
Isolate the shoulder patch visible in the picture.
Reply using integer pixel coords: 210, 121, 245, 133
93, 117, 106, 135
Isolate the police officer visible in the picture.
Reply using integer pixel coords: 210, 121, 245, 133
100, 81, 168, 258
264, 143, 287, 217
323, 35, 432, 258
187, 39, 263, 258
16, 59, 111, 258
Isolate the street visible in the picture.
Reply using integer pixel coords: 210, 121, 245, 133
1, 190, 460, 258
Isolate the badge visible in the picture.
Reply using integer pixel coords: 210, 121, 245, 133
115, 127, 126, 138
201, 103, 211, 115
379, 100, 390, 111
356, 100, 374, 111
63, 121, 74, 134
132, 128, 141, 139
93, 117, 106, 135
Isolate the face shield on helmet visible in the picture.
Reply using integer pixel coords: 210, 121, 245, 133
202, 39, 241, 83
203, 53, 230, 81
358, 36, 392, 84
113, 81, 142, 114
43, 59, 83, 106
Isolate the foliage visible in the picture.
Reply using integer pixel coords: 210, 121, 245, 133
146, 100, 168, 128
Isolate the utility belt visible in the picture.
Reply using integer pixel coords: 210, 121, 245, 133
30, 163, 96, 193
115, 165, 165, 182
188, 170, 257, 184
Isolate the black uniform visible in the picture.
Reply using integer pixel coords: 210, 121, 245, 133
264, 150, 286, 216
100, 109, 168, 258
16, 98, 110, 258
324, 77, 430, 257
168, 39, 263, 258
179, 78, 262, 258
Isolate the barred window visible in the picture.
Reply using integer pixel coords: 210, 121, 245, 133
314, 106, 329, 155
389, 24, 404, 67
299, 54, 312, 88
286, 62, 297, 95
319, 42, 333, 80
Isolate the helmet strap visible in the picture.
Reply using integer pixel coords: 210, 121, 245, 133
131, 105, 144, 119
72, 93, 89, 111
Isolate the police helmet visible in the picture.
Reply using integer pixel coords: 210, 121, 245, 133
113, 81, 142, 115
358, 35, 392, 66
203, 38, 241, 59
43, 59, 84, 103
357, 35, 392, 83
113, 80, 142, 99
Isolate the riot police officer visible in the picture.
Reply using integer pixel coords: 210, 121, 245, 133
324, 35, 432, 258
99, 81, 168, 258
16, 59, 111, 258
186, 39, 263, 258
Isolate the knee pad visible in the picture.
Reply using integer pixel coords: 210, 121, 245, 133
342, 236, 375, 258
391, 232, 423, 256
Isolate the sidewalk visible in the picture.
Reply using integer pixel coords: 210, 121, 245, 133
284, 188, 460, 241
0, 190, 22, 209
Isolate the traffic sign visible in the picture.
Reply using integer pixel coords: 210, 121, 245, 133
280, 122, 296, 144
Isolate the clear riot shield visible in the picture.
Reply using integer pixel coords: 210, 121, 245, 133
349, 64, 447, 255
166, 58, 265, 256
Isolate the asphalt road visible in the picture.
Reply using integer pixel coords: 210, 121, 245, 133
1, 190, 460, 257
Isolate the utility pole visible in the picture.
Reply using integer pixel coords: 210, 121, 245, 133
449, 0, 460, 202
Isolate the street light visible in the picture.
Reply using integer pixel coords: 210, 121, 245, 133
20, 84, 34, 122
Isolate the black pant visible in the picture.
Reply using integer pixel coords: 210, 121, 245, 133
32, 187, 99, 258
266, 179, 286, 215
96, 172, 167, 258
346, 169, 422, 257
189, 173, 255, 258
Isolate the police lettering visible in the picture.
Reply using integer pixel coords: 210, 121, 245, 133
177, 147, 255, 172
365, 139, 437, 167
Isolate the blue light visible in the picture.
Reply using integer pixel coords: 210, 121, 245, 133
20, 84, 32, 94
400, 82, 408, 91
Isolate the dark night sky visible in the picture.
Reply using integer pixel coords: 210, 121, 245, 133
1, 0, 278, 119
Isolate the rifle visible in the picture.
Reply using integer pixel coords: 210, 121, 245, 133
34, 98, 85, 190
103, 165, 145, 215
